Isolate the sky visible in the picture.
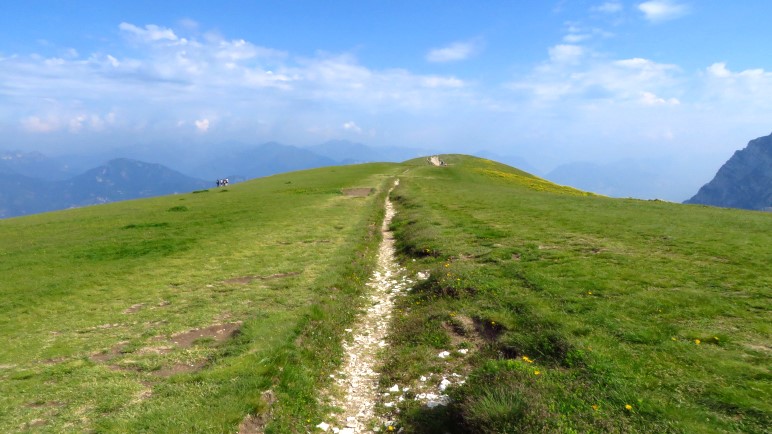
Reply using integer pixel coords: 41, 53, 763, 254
1, 0, 771, 194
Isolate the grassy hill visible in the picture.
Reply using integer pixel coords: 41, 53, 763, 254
1, 155, 769, 433
384, 156, 770, 433
0, 163, 402, 432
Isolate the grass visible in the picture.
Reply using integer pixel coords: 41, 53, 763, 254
1, 154, 769, 433
382, 155, 771, 433
0, 162, 401, 433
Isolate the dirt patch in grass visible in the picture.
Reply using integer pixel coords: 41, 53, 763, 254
170, 322, 242, 348
136, 345, 174, 356
445, 315, 484, 348
123, 303, 144, 314
90, 342, 129, 363
472, 316, 505, 342
342, 187, 374, 197
131, 384, 153, 403
22, 419, 47, 429
743, 343, 772, 354
238, 390, 276, 434
26, 401, 64, 409
223, 272, 300, 285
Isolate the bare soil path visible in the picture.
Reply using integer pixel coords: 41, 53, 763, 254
317, 179, 410, 433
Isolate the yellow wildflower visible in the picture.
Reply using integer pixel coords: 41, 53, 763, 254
534, 370, 541, 375
695, 339, 701, 345
625, 404, 633, 411
592, 404, 599, 411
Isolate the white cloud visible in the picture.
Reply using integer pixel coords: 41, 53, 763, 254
21, 116, 59, 133
2, 22, 473, 137
6, 18, 770, 180
563, 33, 590, 43
638, 1, 690, 23
593, 1, 623, 13
707, 62, 731, 78
106, 55, 120, 67
426, 40, 479, 63
706, 62, 772, 81
702, 63, 772, 106
640, 91, 680, 105
509, 45, 682, 107
69, 115, 87, 132
548, 44, 584, 64
195, 118, 210, 133
119, 22, 179, 42
422, 76, 464, 88
342, 121, 362, 133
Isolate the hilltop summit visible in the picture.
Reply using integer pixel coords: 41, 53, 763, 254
685, 132, 772, 211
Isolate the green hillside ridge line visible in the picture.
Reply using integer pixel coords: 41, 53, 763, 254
0, 155, 769, 433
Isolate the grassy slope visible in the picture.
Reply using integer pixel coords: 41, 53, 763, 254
0, 163, 401, 433
384, 156, 770, 433
2, 155, 769, 433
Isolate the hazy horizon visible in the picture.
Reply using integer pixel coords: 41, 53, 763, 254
2, 1, 771, 200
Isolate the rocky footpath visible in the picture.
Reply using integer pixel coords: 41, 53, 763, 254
316, 180, 405, 433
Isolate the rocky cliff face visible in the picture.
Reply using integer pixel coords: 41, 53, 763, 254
685, 133, 772, 211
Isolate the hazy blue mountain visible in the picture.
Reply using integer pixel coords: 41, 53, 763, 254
61, 159, 210, 206
306, 140, 429, 164
545, 159, 704, 202
685, 132, 772, 211
0, 158, 210, 218
307, 140, 385, 164
472, 150, 539, 175
0, 170, 60, 218
0, 150, 78, 181
192, 142, 338, 180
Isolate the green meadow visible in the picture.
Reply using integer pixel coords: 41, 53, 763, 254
1, 155, 769, 433
0, 163, 401, 432
384, 156, 770, 433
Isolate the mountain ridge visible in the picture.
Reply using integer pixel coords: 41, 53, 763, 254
0, 158, 209, 218
685, 132, 772, 211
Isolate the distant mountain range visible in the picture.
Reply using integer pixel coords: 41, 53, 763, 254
0, 141, 430, 218
0, 158, 210, 218
685, 132, 772, 211
11, 134, 767, 218
543, 158, 708, 202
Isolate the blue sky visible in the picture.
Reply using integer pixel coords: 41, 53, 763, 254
1, 1, 771, 194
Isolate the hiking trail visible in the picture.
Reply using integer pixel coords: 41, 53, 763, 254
317, 179, 408, 433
